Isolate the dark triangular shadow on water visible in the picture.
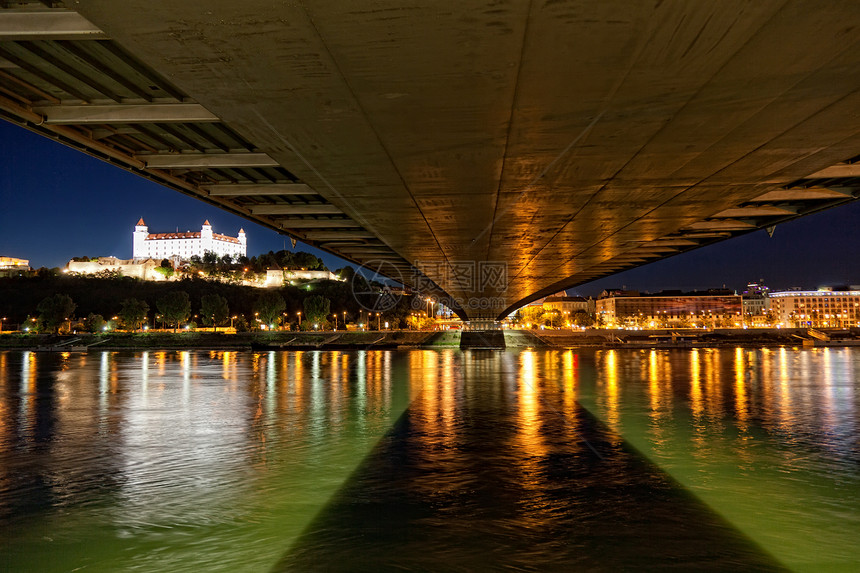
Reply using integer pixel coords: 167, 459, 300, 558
271, 399, 786, 572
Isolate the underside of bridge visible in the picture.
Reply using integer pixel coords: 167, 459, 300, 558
1, 1, 859, 320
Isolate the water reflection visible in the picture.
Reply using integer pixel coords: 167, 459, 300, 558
0, 350, 413, 572
0, 348, 858, 571
581, 347, 860, 572
280, 348, 778, 572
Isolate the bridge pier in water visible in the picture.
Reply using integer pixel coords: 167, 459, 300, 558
460, 321, 505, 349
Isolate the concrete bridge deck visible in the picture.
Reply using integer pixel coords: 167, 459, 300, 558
1, 1, 858, 319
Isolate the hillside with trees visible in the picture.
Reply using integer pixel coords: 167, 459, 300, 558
0, 266, 417, 332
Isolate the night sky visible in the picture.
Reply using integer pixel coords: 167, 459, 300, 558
1, 119, 858, 298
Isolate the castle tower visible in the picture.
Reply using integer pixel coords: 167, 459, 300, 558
201, 219, 213, 254
133, 217, 148, 261
238, 228, 246, 256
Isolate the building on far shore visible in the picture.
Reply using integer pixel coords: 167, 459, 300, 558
741, 280, 772, 326
770, 287, 860, 328
0, 256, 31, 277
596, 289, 742, 328
133, 218, 246, 262
542, 295, 594, 316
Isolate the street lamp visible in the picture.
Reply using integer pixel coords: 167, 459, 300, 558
376, 312, 380, 331
333, 313, 338, 330
296, 311, 301, 330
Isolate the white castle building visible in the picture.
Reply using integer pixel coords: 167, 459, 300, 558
133, 218, 246, 262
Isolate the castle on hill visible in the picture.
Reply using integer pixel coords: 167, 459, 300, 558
132, 218, 246, 262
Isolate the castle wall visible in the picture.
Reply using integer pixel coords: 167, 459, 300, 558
68, 258, 164, 281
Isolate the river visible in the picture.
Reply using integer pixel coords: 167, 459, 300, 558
0, 347, 858, 571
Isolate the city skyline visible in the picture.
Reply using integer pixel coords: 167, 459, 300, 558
2, 119, 859, 298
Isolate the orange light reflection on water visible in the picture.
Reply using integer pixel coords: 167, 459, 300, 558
0, 353, 6, 449
515, 351, 547, 492
602, 350, 620, 436
734, 348, 749, 432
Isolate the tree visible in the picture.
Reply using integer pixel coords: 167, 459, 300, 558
540, 309, 562, 328
254, 291, 285, 327
294, 251, 324, 270
407, 314, 435, 330
570, 310, 595, 328
303, 294, 331, 326
86, 313, 106, 333
517, 305, 544, 327
234, 315, 250, 333
203, 251, 219, 265
335, 266, 356, 282
201, 294, 229, 332
764, 310, 776, 327
22, 315, 41, 333
220, 254, 233, 266
154, 265, 174, 279
157, 291, 191, 332
119, 298, 149, 331
37, 293, 76, 334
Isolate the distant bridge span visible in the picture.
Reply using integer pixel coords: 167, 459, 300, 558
1, 1, 859, 320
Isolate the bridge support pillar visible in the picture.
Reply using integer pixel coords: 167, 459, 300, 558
460, 321, 506, 349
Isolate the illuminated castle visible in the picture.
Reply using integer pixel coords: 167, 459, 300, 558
132, 218, 246, 262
